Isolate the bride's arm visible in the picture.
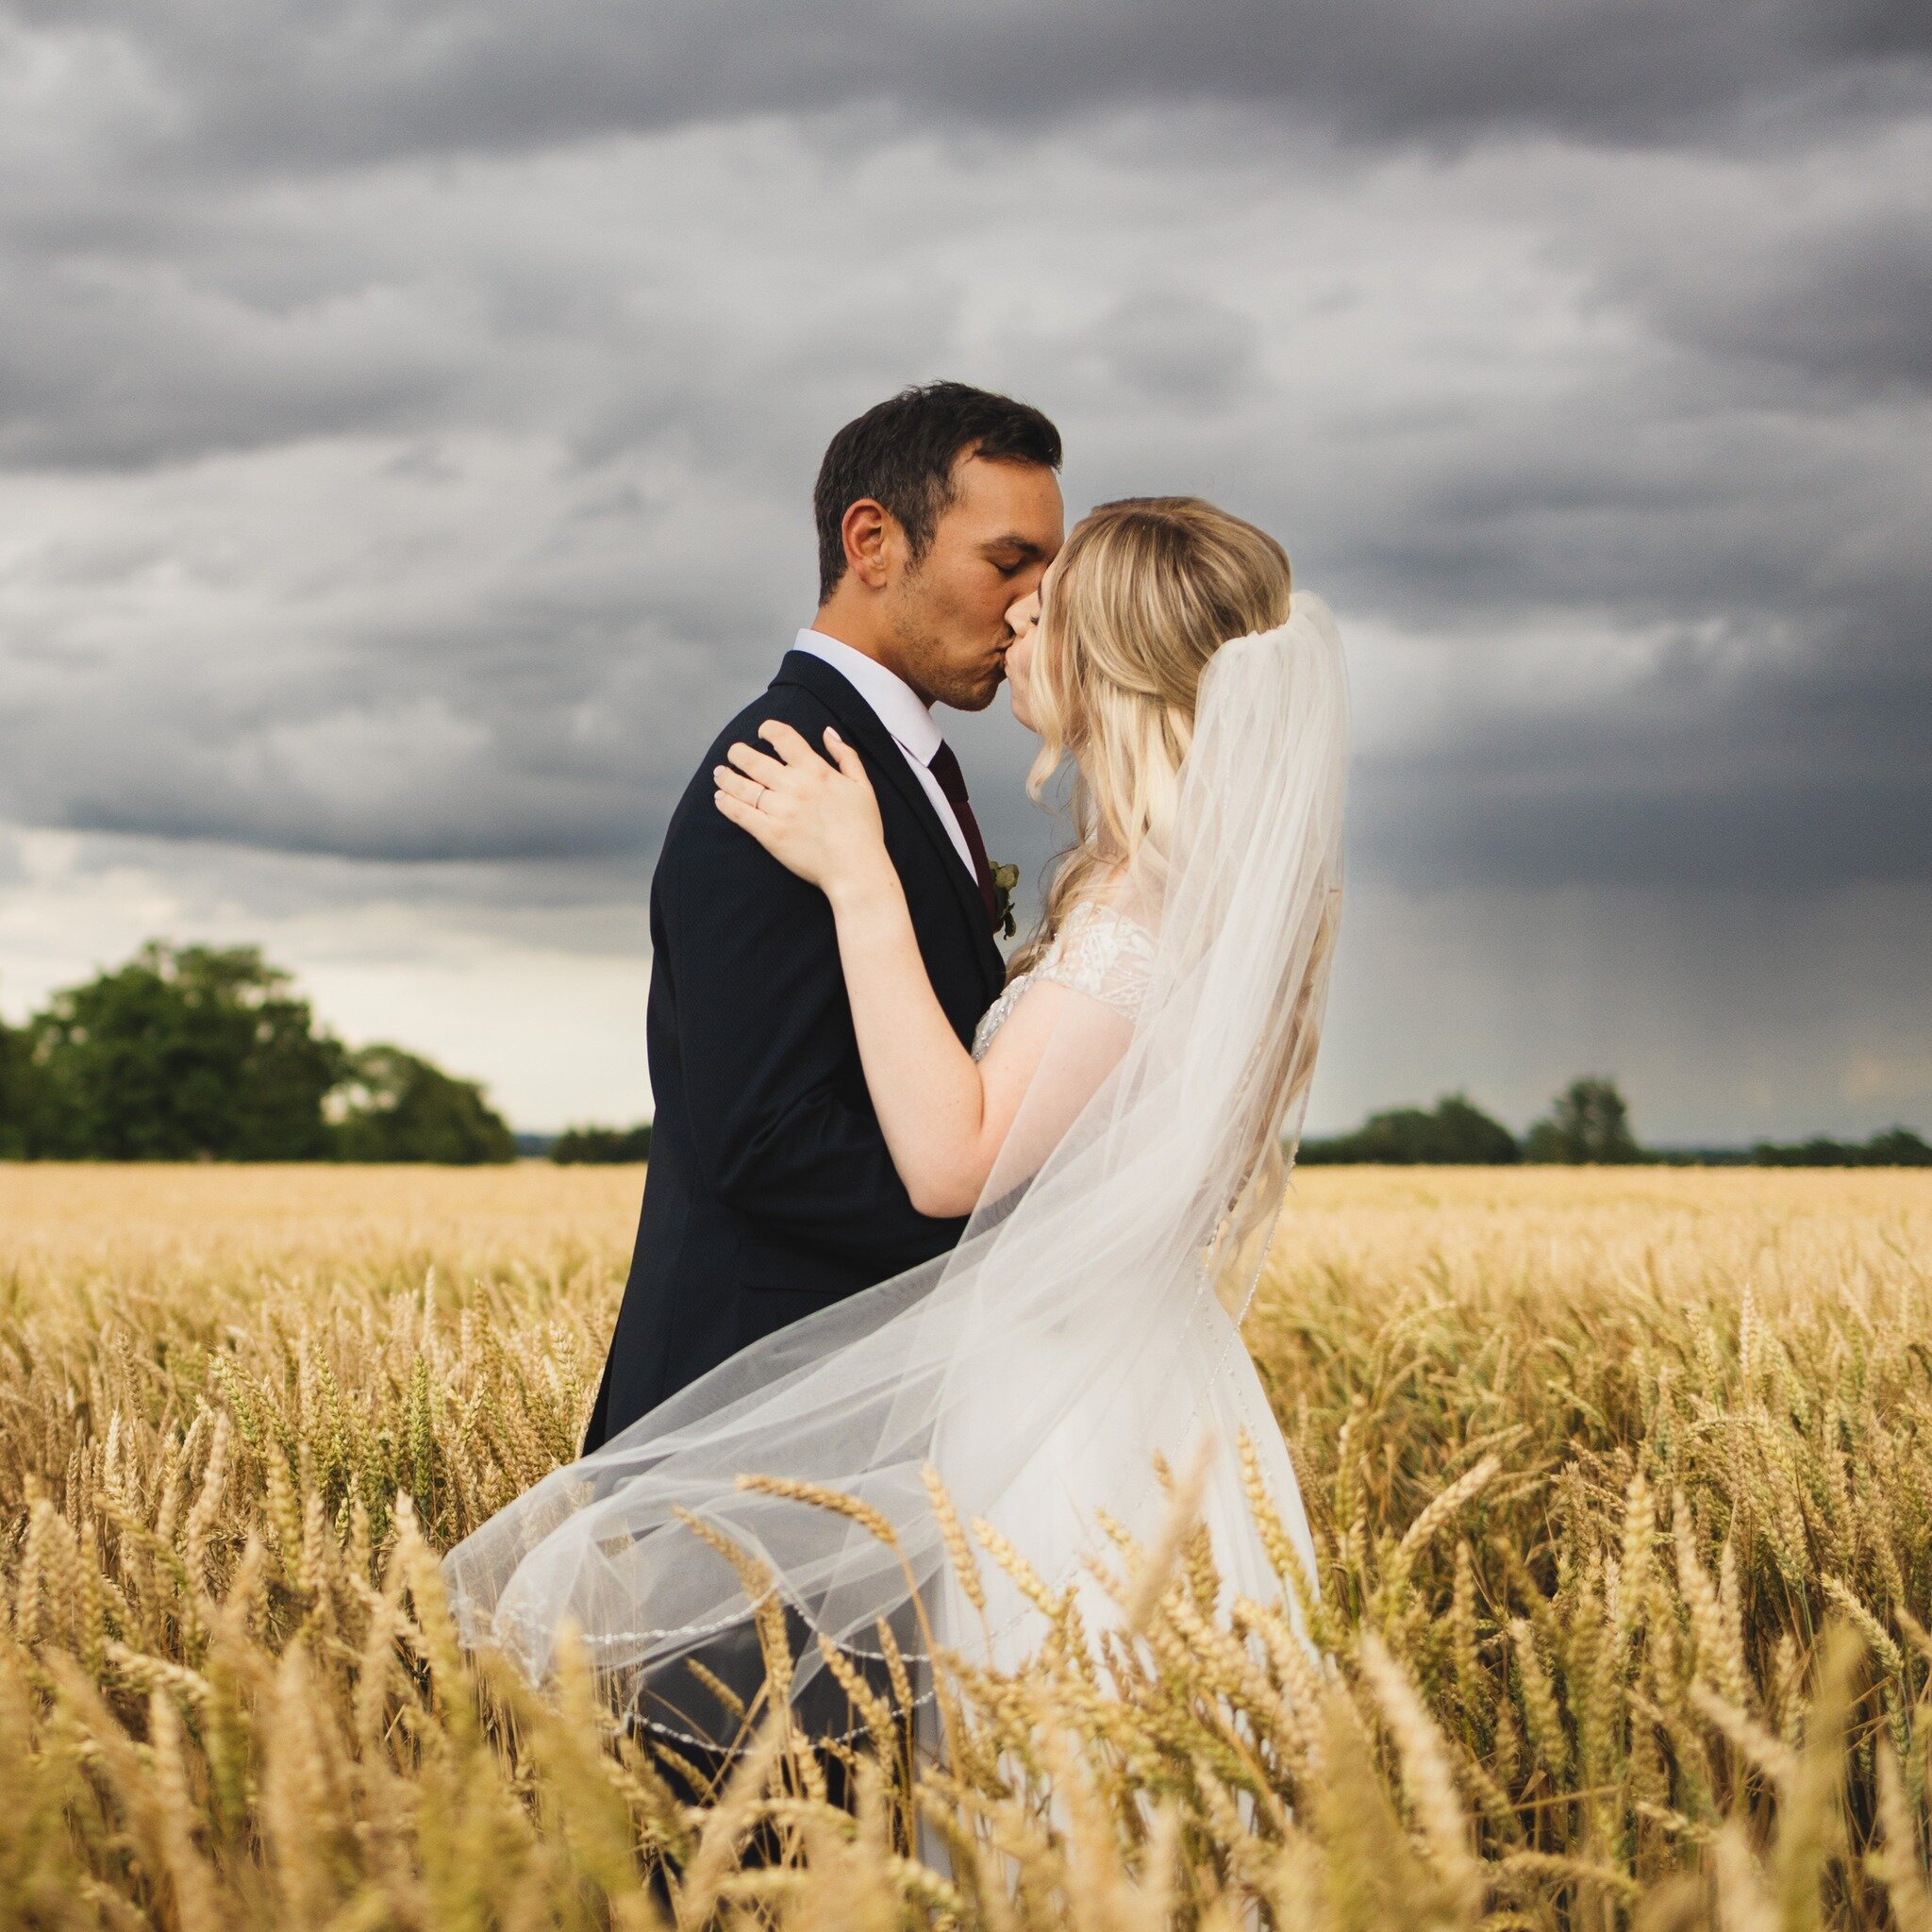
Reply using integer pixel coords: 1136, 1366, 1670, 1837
822, 874, 1076, 1217
713, 719, 1066, 1217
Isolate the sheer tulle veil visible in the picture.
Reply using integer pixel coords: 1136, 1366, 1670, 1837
441, 591, 1348, 1743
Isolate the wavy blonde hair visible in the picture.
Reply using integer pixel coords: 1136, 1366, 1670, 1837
1008, 496, 1292, 980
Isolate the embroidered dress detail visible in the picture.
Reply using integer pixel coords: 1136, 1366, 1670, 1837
973, 900, 1157, 1058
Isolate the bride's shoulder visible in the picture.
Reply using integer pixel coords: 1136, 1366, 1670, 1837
974, 878, 1157, 1057
1062, 869, 1156, 941
1041, 890, 1158, 1007
1059, 894, 1140, 938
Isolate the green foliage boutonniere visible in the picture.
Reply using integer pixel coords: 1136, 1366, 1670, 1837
991, 861, 1020, 941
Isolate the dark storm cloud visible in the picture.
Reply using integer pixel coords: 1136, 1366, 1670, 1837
14, 0, 1931, 173
1322, 352, 1932, 890
1553, 150, 1932, 396
1655, 219, 1932, 393
0, 0, 1927, 913
1359, 659, 1932, 892
0, 532, 800, 861
0, 289, 463, 470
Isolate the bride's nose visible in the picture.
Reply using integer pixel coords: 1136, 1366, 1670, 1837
1004, 589, 1041, 638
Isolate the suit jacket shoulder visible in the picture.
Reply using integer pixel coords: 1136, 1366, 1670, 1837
660, 677, 839, 863
658, 650, 1004, 999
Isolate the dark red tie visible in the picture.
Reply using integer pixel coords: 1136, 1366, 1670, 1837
926, 741, 999, 930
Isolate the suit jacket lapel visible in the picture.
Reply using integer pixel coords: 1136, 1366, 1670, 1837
772, 650, 1006, 996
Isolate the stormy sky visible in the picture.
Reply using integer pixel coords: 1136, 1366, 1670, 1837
2, 1, 1927, 1141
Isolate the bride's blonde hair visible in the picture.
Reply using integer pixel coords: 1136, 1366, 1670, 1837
1008, 495, 1292, 980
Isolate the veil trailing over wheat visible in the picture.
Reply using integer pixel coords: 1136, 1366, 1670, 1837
441, 591, 1349, 1743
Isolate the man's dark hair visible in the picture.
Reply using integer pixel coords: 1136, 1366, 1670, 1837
813, 381, 1062, 604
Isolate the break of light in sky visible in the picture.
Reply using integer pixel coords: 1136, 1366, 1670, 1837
1, 2, 1927, 1141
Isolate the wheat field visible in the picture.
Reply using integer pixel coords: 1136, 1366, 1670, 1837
2, 1160, 1930, 1929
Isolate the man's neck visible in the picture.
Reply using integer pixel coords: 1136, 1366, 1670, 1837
808, 598, 932, 706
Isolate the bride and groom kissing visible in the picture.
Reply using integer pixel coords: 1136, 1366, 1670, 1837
444, 380, 1349, 1752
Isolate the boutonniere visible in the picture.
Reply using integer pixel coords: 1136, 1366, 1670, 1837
991, 860, 1020, 941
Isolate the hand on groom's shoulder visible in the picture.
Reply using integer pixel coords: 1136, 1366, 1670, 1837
661, 681, 846, 892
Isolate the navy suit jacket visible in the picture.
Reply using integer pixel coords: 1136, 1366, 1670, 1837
581, 648, 1007, 1453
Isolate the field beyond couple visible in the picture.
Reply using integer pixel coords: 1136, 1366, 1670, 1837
3, 1162, 1930, 1928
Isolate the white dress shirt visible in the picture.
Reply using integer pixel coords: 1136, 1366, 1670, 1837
791, 628, 977, 879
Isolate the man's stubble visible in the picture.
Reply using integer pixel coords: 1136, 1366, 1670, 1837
888, 574, 1007, 714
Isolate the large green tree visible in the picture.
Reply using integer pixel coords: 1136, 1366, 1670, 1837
25, 943, 344, 1160
1524, 1076, 1641, 1164
3, 943, 519, 1163
329, 1044, 516, 1164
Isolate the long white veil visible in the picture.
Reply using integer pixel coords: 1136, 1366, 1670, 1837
441, 591, 1348, 1744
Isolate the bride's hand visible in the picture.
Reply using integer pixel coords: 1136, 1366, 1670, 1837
713, 721, 890, 901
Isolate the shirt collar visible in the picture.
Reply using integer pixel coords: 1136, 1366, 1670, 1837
792, 628, 942, 765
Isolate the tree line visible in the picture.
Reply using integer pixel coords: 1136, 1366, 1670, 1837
547, 1075, 1929, 1171
1298, 1076, 1931, 1167
549, 1123, 653, 1164
7, 944, 1923, 1170
0, 942, 514, 1163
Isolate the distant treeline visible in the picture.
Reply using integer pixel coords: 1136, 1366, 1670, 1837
8, 945, 1922, 1173
550, 1123, 653, 1164
1739, 1128, 1932, 1168
0, 941, 514, 1163
1299, 1076, 1931, 1168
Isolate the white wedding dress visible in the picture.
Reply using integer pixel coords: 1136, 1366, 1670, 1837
442, 593, 1348, 1747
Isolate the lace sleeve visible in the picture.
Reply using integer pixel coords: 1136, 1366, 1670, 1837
1034, 901, 1157, 1021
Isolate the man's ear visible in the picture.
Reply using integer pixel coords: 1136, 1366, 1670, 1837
841, 498, 893, 591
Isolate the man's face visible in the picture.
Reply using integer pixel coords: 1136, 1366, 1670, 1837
884, 455, 1064, 711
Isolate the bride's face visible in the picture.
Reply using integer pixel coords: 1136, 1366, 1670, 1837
1003, 586, 1044, 734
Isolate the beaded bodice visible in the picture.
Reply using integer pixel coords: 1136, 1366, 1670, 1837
971, 899, 1157, 1060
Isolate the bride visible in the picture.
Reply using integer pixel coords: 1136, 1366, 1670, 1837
441, 495, 1347, 1750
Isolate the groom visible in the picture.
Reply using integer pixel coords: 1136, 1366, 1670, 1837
582, 382, 1064, 1453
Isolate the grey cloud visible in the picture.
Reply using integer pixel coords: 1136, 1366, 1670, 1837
0, 281, 463, 470
8, 0, 1931, 185
1359, 747, 1932, 893
1533, 140, 1932, 396
13, 820, 656, 940
1645, 217, 1932, 393
0, 5, 1927, 915
0, 128, 970, 475
1080, 292, 1261, 408
5, 559, 794, 861
1316, 420, 1932, 892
